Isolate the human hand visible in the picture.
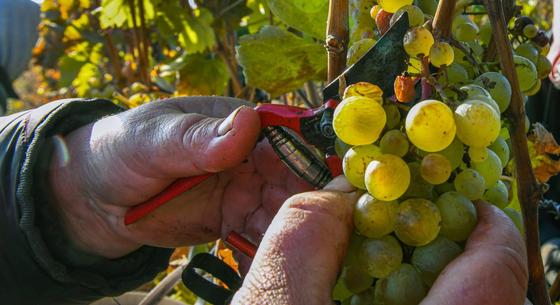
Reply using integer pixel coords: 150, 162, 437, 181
233, 197, 528, 305
48, 97, 310, 258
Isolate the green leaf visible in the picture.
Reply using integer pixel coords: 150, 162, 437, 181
236, 26, 327, 97
178, 8, 217, 54
177, 54, 229, 96
267, 0, 328, 39
99, 0, 156, 29
58, 56, 86, 87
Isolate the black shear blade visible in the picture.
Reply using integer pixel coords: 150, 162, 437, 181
323, 12, 410, 100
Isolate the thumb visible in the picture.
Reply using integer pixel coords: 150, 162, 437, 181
231, 176, 358, 305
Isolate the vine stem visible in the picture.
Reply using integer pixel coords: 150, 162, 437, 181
432, 0, 456, 38
326, 0, 349, 82
482, 0, 550, 304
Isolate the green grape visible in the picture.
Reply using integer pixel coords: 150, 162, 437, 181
537, 55, 552, 79
434, 181, 456, 194
454, 100, 500, 148
430, 41, 454, 67
515, 42, 539, 64
374, 264, 427, 305
335, 138, 352, 158
345, 265, 374, 294
452, 45, 468, 65
395, 198, 441, 246
333, 270, 354, 301
525, 79, 542, 96
484, 180, 509, 209
460, 84, 492, 99
405, 99, 456, 152
379, 0, 413, 13
513, 55, 538, 92
351, 287, 375, 305
504, 207, 525, 235
420, 153, 452, 185
380, 130, 410, 157
354, 193, 399, 238
345, 233, 367, 266
475, 72, 512, 113
454, 169, 485, 200
359, 235, 403, 278
523, 24, 538, 38
471, 149, 503, 188
384, 103, 402, 129
489, 136, 510, 167
437, 137, 465, 170
404, 27, 435, 58
446, 63, 469, 84
479, 21, 492, 45
468, 146, 489, 162
391, 5, 424, 27
465, 95, 500, 114
415, 0, 437, 16
347, 38, 376, 66
365, 154, 411, 201
436, 191, 478, 241
452, 15, 479, 42
334, 96, 387, 145
404, 162, 434, 200
411, 236, 462, 286
343, 144, 382, 189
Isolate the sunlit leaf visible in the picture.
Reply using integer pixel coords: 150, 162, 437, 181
177, 54, 229, 96
267, 0, 328, 39
178, 8, 216, 54
99, 0, 156, 29
72, 63, 101, 96
236, 26, 327, 97
528, 123, 560, 183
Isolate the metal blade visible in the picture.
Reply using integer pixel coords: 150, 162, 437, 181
323, 13, 409, 100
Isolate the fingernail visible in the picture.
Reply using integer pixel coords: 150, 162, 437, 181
218, 106, 245, 136
323, 175, 356, 193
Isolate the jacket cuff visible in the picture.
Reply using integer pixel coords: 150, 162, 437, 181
17, 99, 173, 299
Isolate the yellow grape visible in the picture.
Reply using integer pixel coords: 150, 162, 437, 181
403, 27, 435, 58
379, 0, 413, 13
405, 99, 456, 152
343, 82, 384, 101
429, 41, 454, 67
390, 5, 424, 27
420, 153, 452, 185
468, 146, 489, 162
333, 96, 387, 145
465, 96, 500, 114
343, 144, 382, 189
354, 193, 399, 238
365, 154, 411, 201
454, 100, 500, 148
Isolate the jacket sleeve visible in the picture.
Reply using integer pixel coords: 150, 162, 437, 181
0, 99, 173, 305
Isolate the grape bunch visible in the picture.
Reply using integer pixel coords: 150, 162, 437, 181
332, 1, 549, 304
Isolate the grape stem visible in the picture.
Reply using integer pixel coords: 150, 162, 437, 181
326, 0, 349, 82
482, 0, 550, 304
447, 37, 483, 73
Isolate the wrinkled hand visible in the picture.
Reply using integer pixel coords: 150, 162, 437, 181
48, 97, 310, 258
233, 198, 528, 305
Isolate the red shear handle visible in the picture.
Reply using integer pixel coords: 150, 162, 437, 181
124, 174, 212, 225
225, 231, 257, 258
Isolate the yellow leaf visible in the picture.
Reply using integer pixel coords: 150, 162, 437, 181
528, 123, 560, 183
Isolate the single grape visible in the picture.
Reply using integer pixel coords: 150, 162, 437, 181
420, 153, 452, 185
350, 287, 375, 305
343, 144, 382, 189
515, 42, 539, 64
380, 129, 410, 157
430, 41, 454, 67
404, 162, 434, 200
405, 99, 456, 152
365, 154, 411, 201
415, 0, 437, 16
370, 5, 381, 20
454, 168, 485, 200
333, 96, 387, 145
504, 207, 525, 235
390, 4, 424, 27
513, 55, 538, 92
343, 82, 384, 101
479, 21, 492, 45
446, 63, 469, 84
452, 15, 479, 42
359, 235, 403, 278
376, 9, 393, 35
436, 191, 478, 241
525, 79, 542, 96
354, 193, 399, 238
347, 39, 376, 66
468, 146, 489, 162
465, 95, 500, 114
395, 198, 441, 246
512, 16, 534, 35
344, 233, 367, 267
375, 264, 427, 305
454, 100, 500, 148
345, 265, 374, 294
394, 75, 417, 103
537, 55, 552, 79
484, 180, 509, 209
489, 136, 510, 167
472, 149, 503, 188
403, 26, 435, 58
384, 104, 402, 129
335, 138, 352, 158
475, 72, 512, 113
411, 236, 462, 286
460, 84, 492, 99
379, 0, 414, 13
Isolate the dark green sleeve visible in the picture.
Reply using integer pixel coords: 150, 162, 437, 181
0, 99, 173, 305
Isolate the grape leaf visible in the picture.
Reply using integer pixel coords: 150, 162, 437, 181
178, 8, 217, 54
528, 123, 560, 183
267, 0, 328, 39
177, 54, 229, 96
99, 0, 156, 29
236, 26, 327, 97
